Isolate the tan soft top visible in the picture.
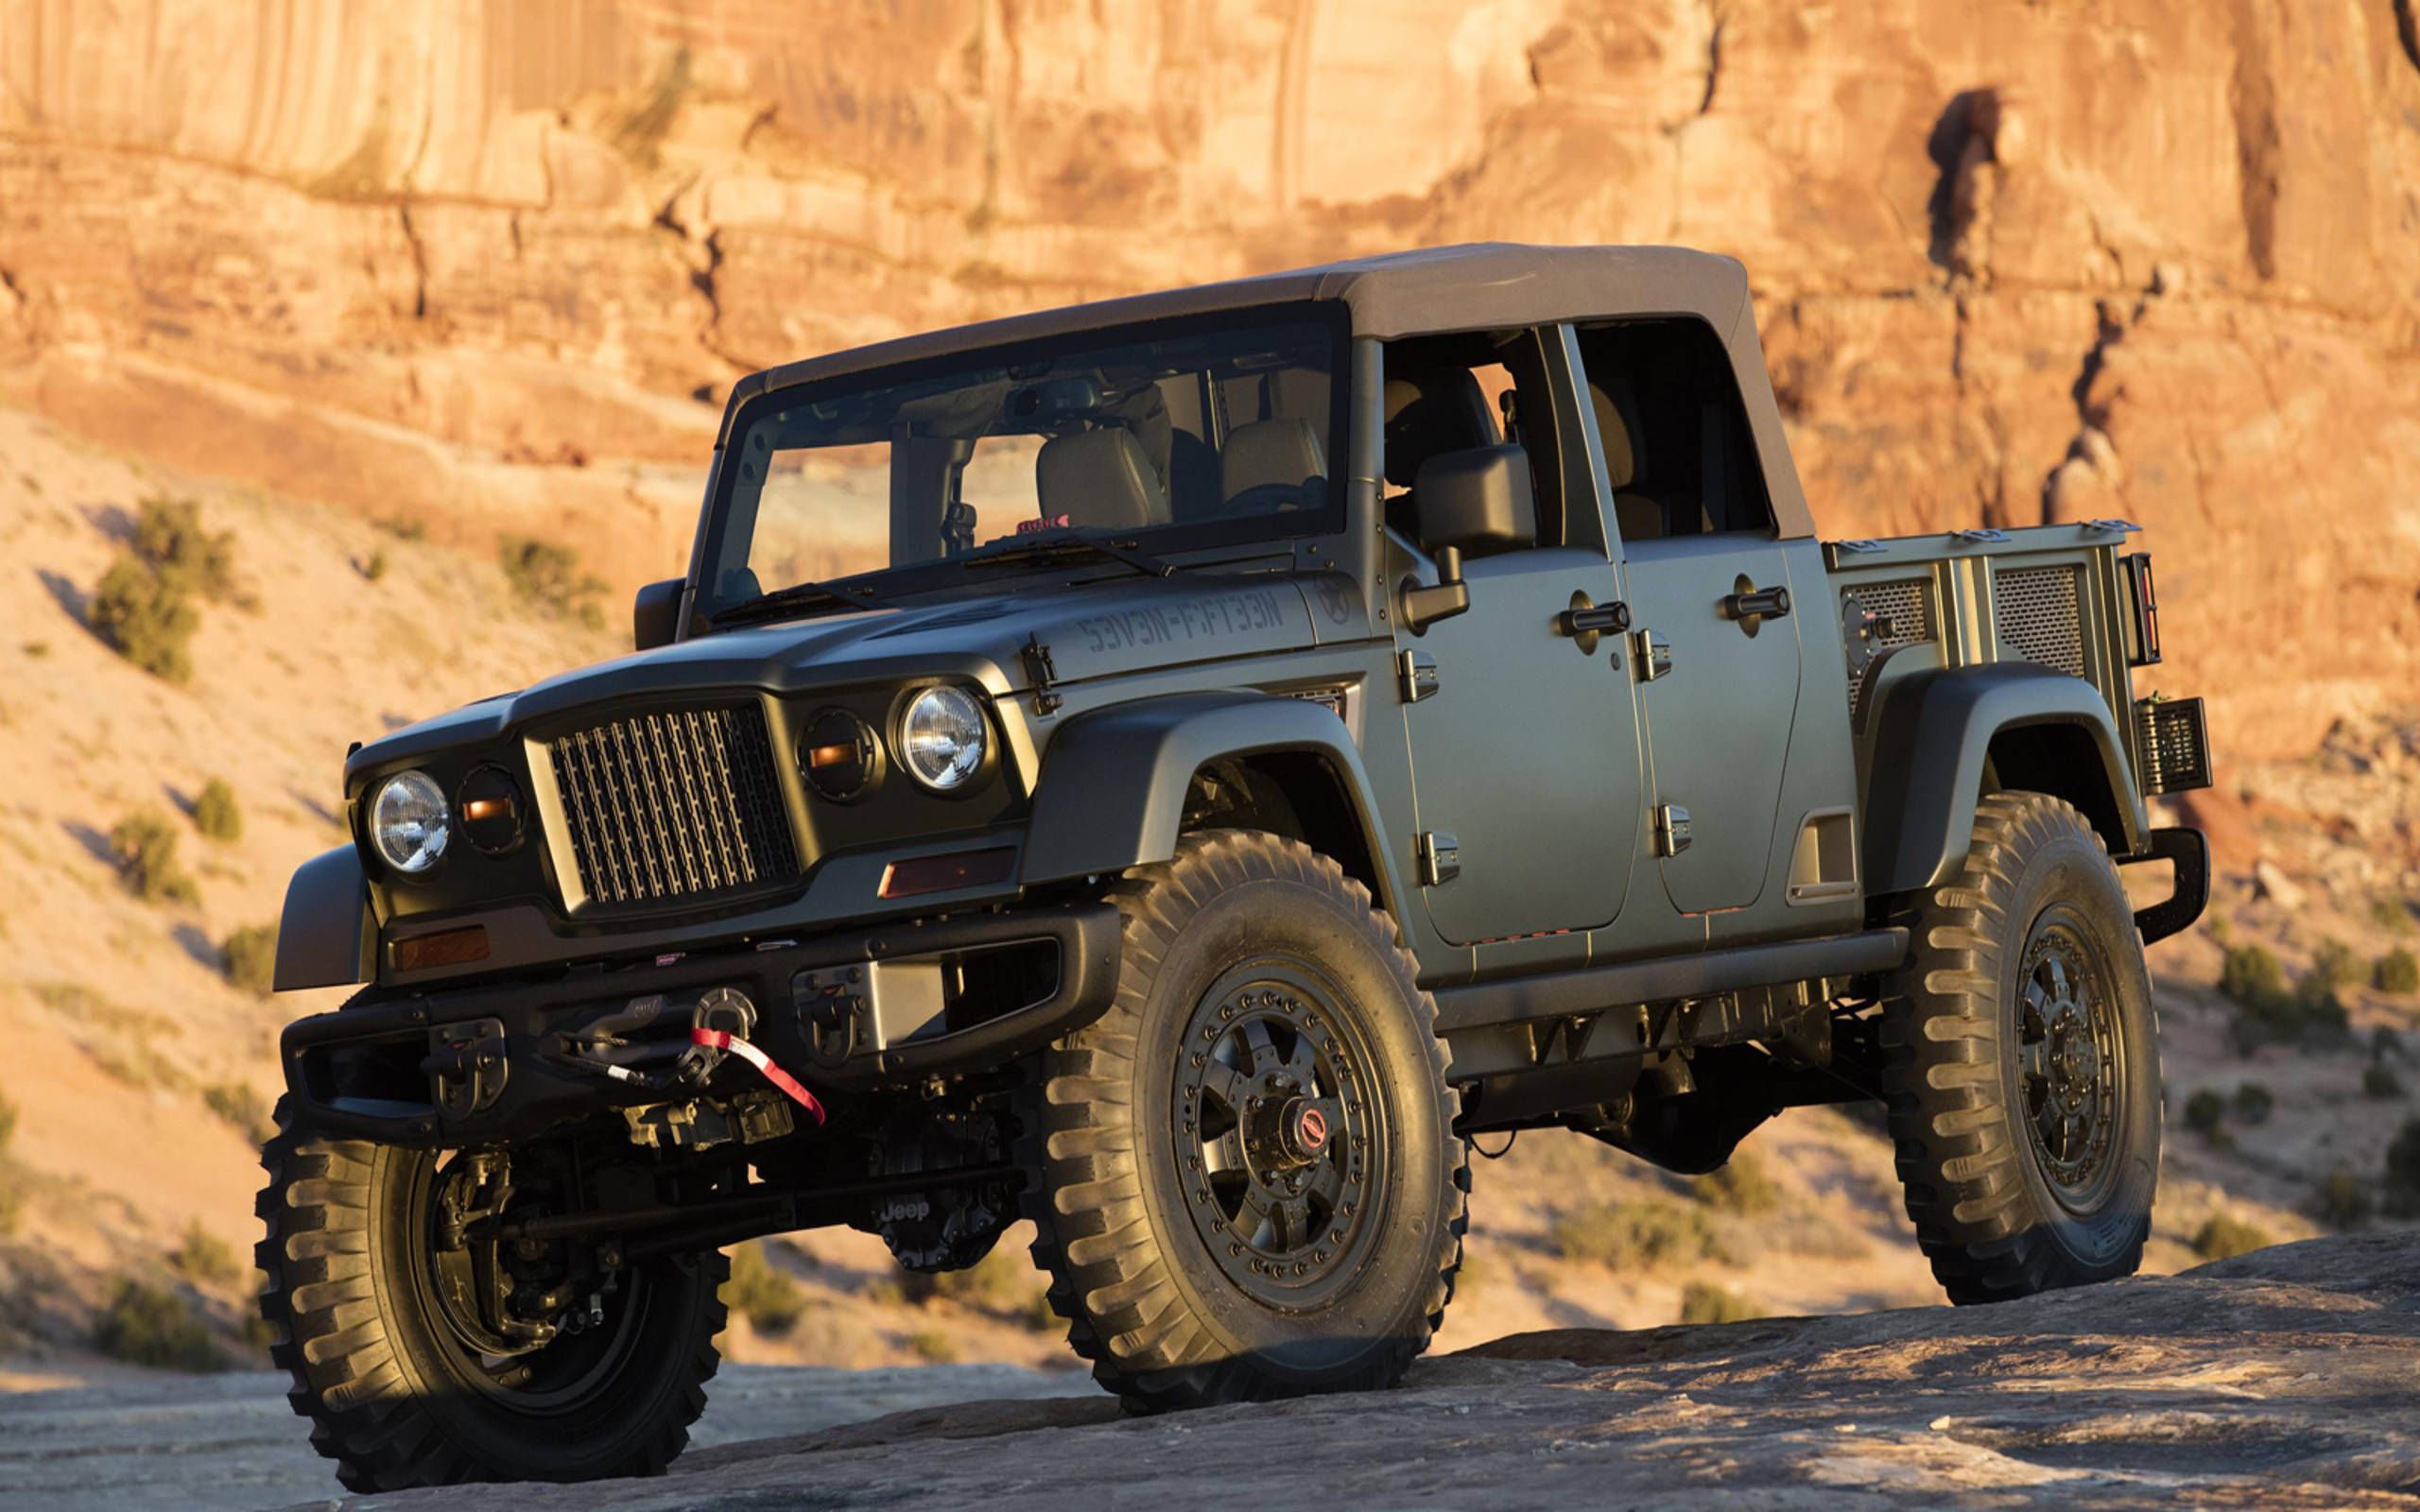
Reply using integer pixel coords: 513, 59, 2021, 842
724, 243, 1809, 538
734, 244, 1747, 402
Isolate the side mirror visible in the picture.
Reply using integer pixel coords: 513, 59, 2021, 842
1400, 445, 1537, 631
633, 578, 684, 651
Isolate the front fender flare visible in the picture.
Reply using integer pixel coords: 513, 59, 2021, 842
1022, 692, 1406, 916
1861, 662, 2146, 896
274, 846, 376, 991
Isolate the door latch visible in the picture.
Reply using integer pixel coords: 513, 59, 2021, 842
1396, 648, 1439, 703
1416, 831, 1461, 886
1653, 805, 1692, 858
1631, 628, 1672, 681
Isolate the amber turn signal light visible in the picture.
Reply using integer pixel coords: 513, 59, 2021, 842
878, 847, 1016, 900
392, 925, 490, 971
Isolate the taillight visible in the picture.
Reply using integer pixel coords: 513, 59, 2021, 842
2120, 553, 2161, 666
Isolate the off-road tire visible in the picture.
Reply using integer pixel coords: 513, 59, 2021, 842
1025, 829, 1467, 1411
256, 1103, 728, 1492
1880, 791, 2161, 1304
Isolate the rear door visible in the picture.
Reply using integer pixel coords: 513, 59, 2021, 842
1575, 319, 1800, 917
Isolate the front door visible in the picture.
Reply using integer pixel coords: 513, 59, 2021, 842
1398, 547, 1644, 945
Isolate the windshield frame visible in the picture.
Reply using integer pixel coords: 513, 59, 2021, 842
693, 301, 1353, 627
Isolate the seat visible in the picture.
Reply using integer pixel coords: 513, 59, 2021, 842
1590, 378, 1668, 542
1219, 419, 1326, 513
1381, 369, 1499, 539
1035, 427, 1166, 532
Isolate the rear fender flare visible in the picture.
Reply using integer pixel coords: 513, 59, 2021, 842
1860, 662, 2146, 896
1022, 692, 1406, 918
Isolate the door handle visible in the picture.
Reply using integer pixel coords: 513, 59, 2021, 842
1558, 602, 1632, 636
1556, 594, 1630, 655
1721, 584, 1791, 623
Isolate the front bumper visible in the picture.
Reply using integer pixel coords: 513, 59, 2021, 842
281, 902, 1121, 1147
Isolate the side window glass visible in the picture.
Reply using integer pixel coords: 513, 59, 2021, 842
1574, 318, 1776, 542
1378, 329, 1567, 551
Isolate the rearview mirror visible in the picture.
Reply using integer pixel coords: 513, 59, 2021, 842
633, 578, 684, 651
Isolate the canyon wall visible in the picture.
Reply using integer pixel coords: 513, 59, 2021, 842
2, 0, 2416, 755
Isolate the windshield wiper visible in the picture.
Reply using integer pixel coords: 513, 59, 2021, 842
954, 528, 1172, 578
707, 577, 883, 629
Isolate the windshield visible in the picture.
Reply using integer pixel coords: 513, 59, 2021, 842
701, 309, 1343, 617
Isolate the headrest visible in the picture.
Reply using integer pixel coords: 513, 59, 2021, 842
1219, 419, 1327, 509
1383, 369, 1497, 489
1589, 379, 1643, 490
1035, 427, 1164, 532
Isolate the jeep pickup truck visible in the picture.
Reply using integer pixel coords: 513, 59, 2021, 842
258, 244, 2211, 1490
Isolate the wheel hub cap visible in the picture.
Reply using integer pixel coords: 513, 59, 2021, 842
2015, 916, 2122, 1210
1170, 962, 1384, 1307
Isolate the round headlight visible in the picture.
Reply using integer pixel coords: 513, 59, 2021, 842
897, 686, 988, 792
371, 770, 451, 874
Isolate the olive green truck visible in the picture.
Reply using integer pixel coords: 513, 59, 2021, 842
257, 244, 2211, 1491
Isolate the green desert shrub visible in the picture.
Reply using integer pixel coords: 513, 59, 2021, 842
500, 536, 605, 626
2219, 944, 2284, 1007
90, 552, 197, 681
2383, 1119, 2420, 1216
2182, 1089, 2228, 1143
2377, 948, 2419, 996
2313, 1167, 2373, 1228
907, 1328, 959, 1364
1552, 1200, 1727, 1270
2311, 937, 2364, 990
722, 1242, 804, 1335
2232, 1082, 2274, 1125
130, 496, 237, 600
220, 924, 277, 997
2374, 898, 2412, 935
2190, 1213, 2273, 1262
190, 779, 242, 842
1677, 1282, 1761, 1325
94, 1278, 223, 1371
168, 1222, 238, 1286
1691, 1152, 1781, 1215
108, 810, 198, 903
201, 1082, 274, 1143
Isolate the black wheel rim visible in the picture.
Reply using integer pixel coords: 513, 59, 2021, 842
2014, 907, 2125, 1213
403, 1152, 650, 1412
1170, 957, 1388, 1310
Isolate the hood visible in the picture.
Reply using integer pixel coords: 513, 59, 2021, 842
345, 569, 1366, 780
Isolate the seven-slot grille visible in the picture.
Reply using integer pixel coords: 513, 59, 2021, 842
547, 703, 800, 907
1993, 564, 2087, 678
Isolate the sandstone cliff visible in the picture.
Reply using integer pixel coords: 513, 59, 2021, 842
2, 0, 2416, 754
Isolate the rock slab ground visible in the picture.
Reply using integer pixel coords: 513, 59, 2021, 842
9, 1234, 2418, 1511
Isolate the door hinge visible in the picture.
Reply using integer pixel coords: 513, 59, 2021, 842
1022, 633, 1063, 715
1396, 648, 1439, 703
1632, 628, 1672, 681
1416, 831, 1461, 886
1653, 804, 1692, 858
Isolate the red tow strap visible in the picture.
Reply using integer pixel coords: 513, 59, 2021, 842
691, 1027, 827, 1125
